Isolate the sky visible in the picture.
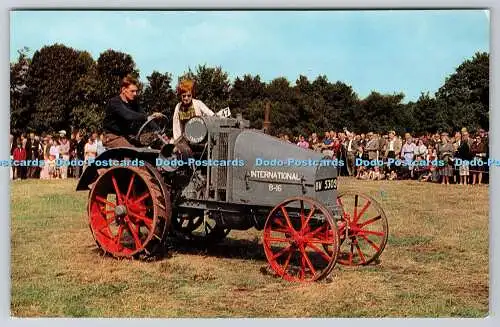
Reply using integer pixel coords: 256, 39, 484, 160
9, 10, 490, 103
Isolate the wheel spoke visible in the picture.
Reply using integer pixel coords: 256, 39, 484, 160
125, 173, 136, 202
126, 219, 143, 250
128, 211, 153, 230
355, 243, 367, 264
271, 227, 292, 234
95, 196, 116, 208
280, 206, 295, 231
105, 216, 116, 226
306, 242, 332, 262
282, 250, 293, 274
266, 237, 290, 243
304, 224, 326, 238
337, 197, 347, 219
271, 244, 293, 260
111, 175, 123, 204
358, 229, 385, 237
358, 215, 382, 228
349, 243, 354, 265
358, 234, 381, 252
306, 238, 336, 245
98, 206, 116, 225
113, 225, 125, 245
300, 200, 305, 230
302, 249, 317, 277
355, 200, 371, 223
132, 192, 150, 205
272, 217, 295, 233
302, 206, 316, 231
353, 194, 358, 222
299, 254, 306, 280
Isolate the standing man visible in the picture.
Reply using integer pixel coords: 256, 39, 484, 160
344, 132, 359, 176
103, 74, 163, 148
384, 130, 402, 177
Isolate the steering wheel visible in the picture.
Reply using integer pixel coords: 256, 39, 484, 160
135, 113, 169, 147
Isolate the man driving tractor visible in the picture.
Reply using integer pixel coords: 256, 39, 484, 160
103, 74, 163, 148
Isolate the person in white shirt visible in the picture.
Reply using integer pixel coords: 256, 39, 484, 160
413, 139, 428, 161
84, 136, 98, 161
48, 139, 60, 178
83, 135, 98, 172
172, 79, 214, 142
49, 139, 60, 159
94, 132, 106, 156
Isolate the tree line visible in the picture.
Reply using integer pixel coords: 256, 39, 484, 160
10, 43, 489, 137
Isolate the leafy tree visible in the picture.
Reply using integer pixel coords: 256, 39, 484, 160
229, 74, 266, 115
9, 42, 489, 139
141, 71, 177, 134
409, 92, 443, 133
95, 49, 140, 106
178, 64, 231, 111
325, 81, 359, 131
355, 91, 406, 134
26, 44, 93, 133
435, 52, 489, 131
10, 47, 32, 134
70, 52, 103, 131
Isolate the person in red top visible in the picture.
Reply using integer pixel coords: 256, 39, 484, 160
12, 140, 27, 180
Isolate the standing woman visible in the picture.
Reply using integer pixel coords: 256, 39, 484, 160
437, 133, 454, 185
172, 79, 214, 142
83, 135, 97, 172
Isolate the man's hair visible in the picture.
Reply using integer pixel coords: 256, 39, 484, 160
177, 79, 195, 96
121, 74, 138, 89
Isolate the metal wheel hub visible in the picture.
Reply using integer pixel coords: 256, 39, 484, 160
114, 204, 128, 217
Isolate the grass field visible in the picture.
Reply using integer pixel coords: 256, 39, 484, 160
10, 177, 489, 317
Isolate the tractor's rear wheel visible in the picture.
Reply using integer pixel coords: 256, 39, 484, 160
262, 196, 340, 282
87, 166, 170, 259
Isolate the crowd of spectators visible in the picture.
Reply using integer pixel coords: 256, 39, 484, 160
279, 127, 489, 185
10, 126, 489, 186
9, 129, 105, 180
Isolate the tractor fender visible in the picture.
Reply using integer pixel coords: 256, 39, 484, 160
75, 147, 160, 191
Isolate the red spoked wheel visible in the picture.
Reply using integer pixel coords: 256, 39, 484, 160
262, 196, 340, 282
88, 166, 170, 258
335, 191, 388, 266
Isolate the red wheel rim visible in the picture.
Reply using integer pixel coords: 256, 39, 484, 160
335, 192, 388, 266
88, 167, 165, 257
263, 197, 340, 282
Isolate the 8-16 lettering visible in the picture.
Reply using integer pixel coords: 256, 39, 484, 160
268, 184, 282, 192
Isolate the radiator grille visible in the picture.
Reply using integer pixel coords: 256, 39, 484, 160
217, 132, 229, 188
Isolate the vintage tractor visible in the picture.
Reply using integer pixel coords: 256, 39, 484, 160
76, 113, 388, 282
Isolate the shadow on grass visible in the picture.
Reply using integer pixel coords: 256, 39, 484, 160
87, 235, 267, 262
165, 235, 267, 261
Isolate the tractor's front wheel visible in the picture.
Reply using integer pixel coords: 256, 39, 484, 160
262, 196, 340, 282
335, 191, 389, 266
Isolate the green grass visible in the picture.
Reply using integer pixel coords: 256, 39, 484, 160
10, 178, 489, 317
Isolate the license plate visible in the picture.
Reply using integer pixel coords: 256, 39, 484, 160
315, 178, 337, 191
